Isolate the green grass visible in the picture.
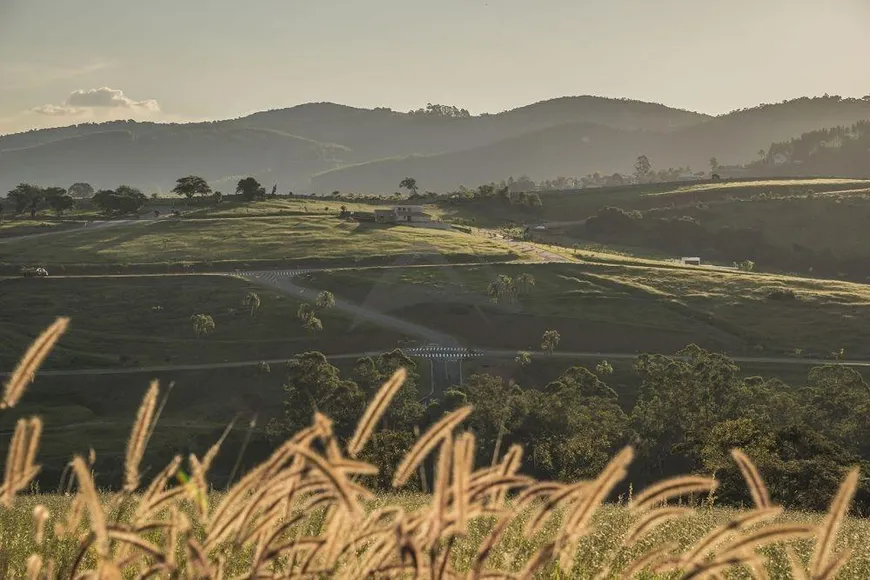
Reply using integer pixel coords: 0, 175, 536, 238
647, 194, 870, 262
0, 214, 514, 265
0, 275, 408, 370
441, 178, 870, 227
185, 197, 447, 220
305, 261, 870, 358
2, 493, 870, 578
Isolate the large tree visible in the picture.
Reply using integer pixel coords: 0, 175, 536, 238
7, 183, 43, 215
67, 182, 94, 199
44, 187, 75, 216
399, 178, 419, 196
93, 186, 146, 215
172, 176, 213, 200
634, 155, 652, 183
236, 177, 266, 201
279, 352, 365, 439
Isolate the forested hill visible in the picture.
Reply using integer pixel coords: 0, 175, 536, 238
746, 119, 870, 179
3, 95, 870, 195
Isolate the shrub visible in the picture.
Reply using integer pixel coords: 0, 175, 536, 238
767, 287, 798, 301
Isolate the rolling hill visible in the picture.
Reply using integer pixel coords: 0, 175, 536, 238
3, 95, 870, 195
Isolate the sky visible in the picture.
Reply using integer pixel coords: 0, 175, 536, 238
1, 0, 869, 136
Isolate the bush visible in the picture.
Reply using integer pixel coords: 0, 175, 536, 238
767, 287, 798, 301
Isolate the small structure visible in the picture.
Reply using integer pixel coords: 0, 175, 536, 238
681, 257, 701, 266
374, 208, 397, 223
351, 211, 376, 222
374, 205, 432, 223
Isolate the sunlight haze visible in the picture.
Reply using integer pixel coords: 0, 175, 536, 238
1, 0, 869, 135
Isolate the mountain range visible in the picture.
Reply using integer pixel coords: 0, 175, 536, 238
3, 95, 870, 195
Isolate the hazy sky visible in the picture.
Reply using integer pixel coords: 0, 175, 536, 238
1, 0, 869, 135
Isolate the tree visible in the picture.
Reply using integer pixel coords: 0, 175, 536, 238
242, 292, 261, 317
487, 275, 517, 305
515, 351, 532, 366
190, 314, 215, 338
541, 330, 561, 355
297, 303, 315, 322
634, 155, 652, 183
67, 183, 94, 199
172, 176, 212, 200
236, 177, 266, 201
515, 273, 536, 295
316, 291, 335, 310
757, 149, 767, 162
7, 183, 43, 215
303, 316, 323, 333
709, 157, 720, 174
524, 192, 543, 209
45, 188, 75, 216
277, 352, 365, 439
399, 178, 418, 196
595, 360, 614, 376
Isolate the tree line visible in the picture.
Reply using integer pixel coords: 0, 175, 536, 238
266, 344, 870, 512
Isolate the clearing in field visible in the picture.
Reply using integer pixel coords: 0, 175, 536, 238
304, 261, 870, 358
0, 274, 409, 370
0, 213, 515, 265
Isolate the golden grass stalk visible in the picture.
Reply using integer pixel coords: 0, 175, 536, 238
731, 448, 772, 509
123, 381, 159, 492
1, 417, 42, 507
624, 506, 693, 546
558, 447, 634, 573
618, 542, 678, 579
629, 475, 718, 512
811, 467, 860, 577
1, 317, 69, 410
392, 405, 472, 487
682, 507, 782, 566
347, 368, 407, 458
71, 455, 109, 558
25, 554, 41, 580
32, 505, 49, 545
452, 431, 475, 535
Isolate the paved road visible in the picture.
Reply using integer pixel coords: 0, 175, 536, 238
4, 348, 866, 379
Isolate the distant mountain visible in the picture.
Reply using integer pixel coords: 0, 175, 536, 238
314, 96, 870, 192
2, 95, 870, 195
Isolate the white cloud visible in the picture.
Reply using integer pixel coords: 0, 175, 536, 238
29, 104, 85, 117
32, 87, 160, 116
66, 87, 160, 111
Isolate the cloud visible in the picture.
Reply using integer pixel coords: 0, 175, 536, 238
30, 104, 86, 117
31, 87, 161, 116
66, 87, 160, 111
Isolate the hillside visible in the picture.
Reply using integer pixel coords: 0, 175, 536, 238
313, 97, 870, 192
747, 119, 870, 178
3, 95, 870, 195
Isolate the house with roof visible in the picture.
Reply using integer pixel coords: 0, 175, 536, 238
374, 205, 432, 223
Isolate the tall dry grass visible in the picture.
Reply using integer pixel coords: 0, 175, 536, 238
0, 317, 863, 578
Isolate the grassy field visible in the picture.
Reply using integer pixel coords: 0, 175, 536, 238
0, 214, 515, 266
0, 274, 409, 370
442, 178, 870, 226
304, 261, 870, 358
185, 197, 447, 220
2, 492, 869, 578
647, 194, 870, 262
